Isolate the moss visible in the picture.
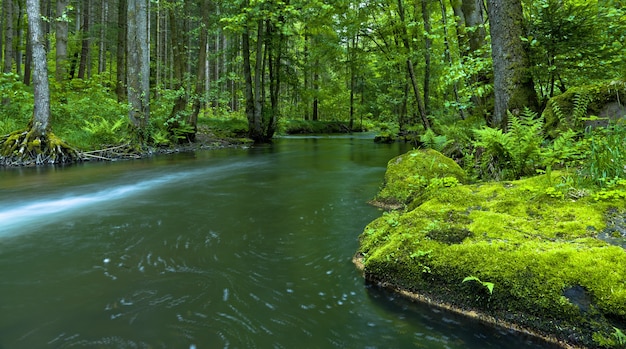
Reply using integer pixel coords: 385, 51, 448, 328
357, 166, 626, 348
372, 148, 467, 209
542, 80, 626, 139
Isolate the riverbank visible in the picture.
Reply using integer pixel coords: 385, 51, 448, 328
355, 148, 626, 349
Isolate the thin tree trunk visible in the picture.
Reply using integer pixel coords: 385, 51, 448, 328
55, 0, 68, 81
5, 0, 15, 74
23, 25, 31, 84
98, 0, 107, 74
440, 0, 465, 119
167, 1, 189, 124
15, 0, 23, 76
190, 0, 211, 138
397, 0, 429, 130
242, 24, 256, 136
421, 0, 431, 115
115, 0, 126, 101
77, 0, 89, 79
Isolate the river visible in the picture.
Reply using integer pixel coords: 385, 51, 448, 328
0, 135, 559, 348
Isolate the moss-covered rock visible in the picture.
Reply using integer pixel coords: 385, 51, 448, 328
371, 148, 467, 210
542, 80, 626, 138
357, 169, 626, 348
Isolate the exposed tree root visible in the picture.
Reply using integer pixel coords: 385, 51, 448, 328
0, 129, 80, 166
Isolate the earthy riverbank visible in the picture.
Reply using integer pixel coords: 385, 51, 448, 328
355, 149, 626, 349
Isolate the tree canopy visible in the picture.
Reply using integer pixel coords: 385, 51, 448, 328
0, 0, 624, 154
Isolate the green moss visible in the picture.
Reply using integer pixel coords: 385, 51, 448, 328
373, 148, 467, 209
358, 168, 626, 348
542, 80, 626, 138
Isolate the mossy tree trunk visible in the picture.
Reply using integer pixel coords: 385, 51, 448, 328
486, 0, 538, 129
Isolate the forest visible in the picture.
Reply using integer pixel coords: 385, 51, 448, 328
0, 0, 624, 183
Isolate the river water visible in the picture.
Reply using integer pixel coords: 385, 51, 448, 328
0, 135, 559, 348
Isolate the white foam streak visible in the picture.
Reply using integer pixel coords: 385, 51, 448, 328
0, 161, 255, 237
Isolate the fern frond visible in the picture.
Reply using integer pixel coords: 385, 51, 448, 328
572, 92, 591, 120
551, 100, 566, 123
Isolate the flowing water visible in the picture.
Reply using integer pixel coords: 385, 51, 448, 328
0, 135, 559, 349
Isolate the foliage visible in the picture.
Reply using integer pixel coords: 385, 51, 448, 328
581, 123, 626, 187
462, 276, 494, 296
0, 73, 33, 133
524, 0, 626, 99
82, 116, 128, 147
359, 168, 626, 348
472, 108, 544, 180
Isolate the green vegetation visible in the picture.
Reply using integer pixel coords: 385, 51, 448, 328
357, 144, 626, 348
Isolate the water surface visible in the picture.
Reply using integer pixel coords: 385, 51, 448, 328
0, 135, 559, 348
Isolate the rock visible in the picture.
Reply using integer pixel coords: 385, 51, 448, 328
358, 171, 626, 348
372, 148, 466, 209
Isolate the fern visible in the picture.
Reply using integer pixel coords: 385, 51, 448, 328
572, 92, 591, 120
472, 109, 546, 180
551, 100, 566, 123
507, 108, 545, 177
419, 128, 451, 152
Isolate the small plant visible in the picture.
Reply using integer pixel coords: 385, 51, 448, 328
462, 275, 495, 295
613, 327, 626, 347
410, 249, 432, 273
419, 128, 451, 152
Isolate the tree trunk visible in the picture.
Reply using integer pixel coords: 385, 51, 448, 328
126, 0, 150, 132
23, 25, 31, 84
486, 0, 538, 129
421, 0, 431, 115
77, 0, 89, 79
252, 19, 264, 140
440, 0, 465, 119
55, 0, 68, 81
167, 1, 190, 127
242, 23, 256, 138
462, 0, 486, 53
190, 0, 211, 138
3, 0, 13, 74
26, 0, 49, 136
115, 0, 126, 101
97, 0, 107, 74
397, 0, 429, 130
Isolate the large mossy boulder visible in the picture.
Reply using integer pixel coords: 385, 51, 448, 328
372, 148, 467, 210
542, 80, 626, 138
357, 172, 626, 348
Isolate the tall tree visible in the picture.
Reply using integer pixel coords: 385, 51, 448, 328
396, 0, 430, 130
55, 0, 69, 81
486, 0, 537, 129
26, 0, 48, 136
3, 0, 14, 74
77, 0, 90, 79
115, 0, 126, 101
126, 0, 150, 136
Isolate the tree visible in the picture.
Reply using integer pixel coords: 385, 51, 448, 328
126, 0, 150, 139
55, 0, 69, 82
486, 0, 538, 129
0, 0, 77, 164
26, 0, 48, 137
3, 0, 14, 74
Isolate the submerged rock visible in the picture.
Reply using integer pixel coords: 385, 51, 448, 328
356, 150, 626, 348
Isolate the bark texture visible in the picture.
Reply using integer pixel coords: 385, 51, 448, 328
27, 0, 49, 136
487, 0, 538, 129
